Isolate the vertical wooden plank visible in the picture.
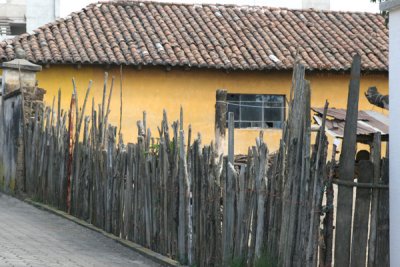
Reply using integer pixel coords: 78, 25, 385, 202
267, 138, 284, 261
368, 132, 381, 267
47, 120, 55, 205
102, 77, 114, 147
145, 131, 153, 247
223, 112, 235, 265
375, 158, 389, 266
306, 100, 328, 267
186, 124, 193, 265
254, 134, 268, 260
247, 167, 258, 265
133, 142, 140, 244
39, 108, 50, 202
119, 149, 126, 239
53, 90, 62, 209
151, 146, 159, 251
36, 107, 44, 199
32, 107, 41, 198
160, 138, 169, 254
192, 138, 202, 264
111, 131, 121, 236
215, 89, 227, 158
59, 114, 68, 211
124, 144, 134, 240
212, 143, 223, 267
350, 160, 373, 267
82, 116, 90, 220
67, 92, 76, 214
320, 143, 338, 267
235, 165, 246, 258
294, 81, 311, 265
279, 63, 306, 267
72, 80, 92, 217
178, 126, 189, 264
105, 126, 115, 233
100, 73, 108, 146
334, 54, 361, 267
171, 121, 179, 257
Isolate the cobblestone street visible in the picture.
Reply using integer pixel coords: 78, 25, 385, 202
0, 193, 160, 267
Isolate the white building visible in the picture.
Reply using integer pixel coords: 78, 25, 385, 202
0, 0, 59, 40
0, 0, 26, 38
26, 0, 60, 32
381, 0, 400, 266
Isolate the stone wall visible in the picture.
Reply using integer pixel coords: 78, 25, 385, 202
0, 57, 43, 194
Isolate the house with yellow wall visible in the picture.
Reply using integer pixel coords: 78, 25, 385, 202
0, 1, 388, 153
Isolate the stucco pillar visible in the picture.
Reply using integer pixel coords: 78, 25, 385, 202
381, 1, 400, 266
1, 50, 45, 121
1, 55, 42, 96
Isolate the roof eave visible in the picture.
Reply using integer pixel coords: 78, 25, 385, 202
38, 61, 388, 74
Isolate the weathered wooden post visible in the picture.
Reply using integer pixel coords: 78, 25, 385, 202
0, 51, 42, 194
215, 89, 227, 158
279, 63, 306, 267
178, 107, 190, 264
368, 132, 381, 267
376, 157, 389, 266
223, 112, 235, 265
67, 92, 75, 214
350, 160, 373, 267
254, 132, 268, 260
334, 54, 361, 267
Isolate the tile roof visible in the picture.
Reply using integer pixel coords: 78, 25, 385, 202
0, 0, 389, 72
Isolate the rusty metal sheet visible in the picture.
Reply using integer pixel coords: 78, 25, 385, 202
312, 108, 388, 139
312, 108, 371, 121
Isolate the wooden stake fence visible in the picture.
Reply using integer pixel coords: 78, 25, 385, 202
1, 57, 389, 267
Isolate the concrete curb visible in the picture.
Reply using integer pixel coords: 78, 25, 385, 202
24, 198, 182, 267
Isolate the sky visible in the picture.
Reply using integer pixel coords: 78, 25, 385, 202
60, 0, 380, 17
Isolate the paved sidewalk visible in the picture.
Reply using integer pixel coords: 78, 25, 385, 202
0, 193, 160, 267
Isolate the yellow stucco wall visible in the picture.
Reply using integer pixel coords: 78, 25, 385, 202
36, 65, 388, 154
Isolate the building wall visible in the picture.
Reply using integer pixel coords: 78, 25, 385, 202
36, 65, 388, 154
387, 3, 400, 265
0, 0, 25, 21
26, 0, 58, 32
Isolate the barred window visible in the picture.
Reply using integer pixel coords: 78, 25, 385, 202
226, 94, 285, 129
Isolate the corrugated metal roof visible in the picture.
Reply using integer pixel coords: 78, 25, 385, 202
312, 108, 388, 140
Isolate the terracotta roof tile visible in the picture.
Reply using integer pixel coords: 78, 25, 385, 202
0, 0, 388, 72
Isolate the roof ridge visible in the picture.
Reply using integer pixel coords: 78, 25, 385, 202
96, 0, 380, 15
15, 0, 382, 36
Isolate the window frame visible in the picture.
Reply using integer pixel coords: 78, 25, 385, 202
226, 93, 286, 129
